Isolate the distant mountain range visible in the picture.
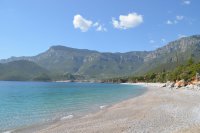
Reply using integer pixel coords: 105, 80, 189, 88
1, 35, 200, 81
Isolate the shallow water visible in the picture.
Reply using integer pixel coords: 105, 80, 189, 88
0, 81, 146, 132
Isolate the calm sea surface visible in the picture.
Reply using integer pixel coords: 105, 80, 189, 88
0, 81, 146, 132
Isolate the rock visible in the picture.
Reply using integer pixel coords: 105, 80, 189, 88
185, 84, 194, 89
175, 80, 186, 88
162, 84, 166, 87
165, 81, 170, 86
165, 81, 175, 88
192, 81, 200, 85
170, 82, 175, 87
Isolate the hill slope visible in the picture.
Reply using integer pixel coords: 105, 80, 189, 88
136, 35, 200, 74
0, 60, 49, 81
1, 35, 200, 80
0, 46, 149, 78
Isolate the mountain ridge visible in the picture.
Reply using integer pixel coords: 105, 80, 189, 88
1, 35, 200, 80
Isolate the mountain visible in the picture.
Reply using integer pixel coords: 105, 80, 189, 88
0, 60, 50, 81
136, 35, 200, 74
0, 46, 149, 79
1, 35, 200, 80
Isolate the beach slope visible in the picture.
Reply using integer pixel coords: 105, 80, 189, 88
28, 83, 200, 133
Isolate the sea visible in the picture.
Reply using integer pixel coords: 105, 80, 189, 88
0, 81, 146, 132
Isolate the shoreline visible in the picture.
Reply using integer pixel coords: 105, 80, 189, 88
10, 83, 146, 133
14, 83, 200, 132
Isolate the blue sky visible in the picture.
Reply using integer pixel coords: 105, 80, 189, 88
0, 0, 199, 59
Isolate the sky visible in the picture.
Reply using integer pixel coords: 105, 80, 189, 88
0, 0, 200, 59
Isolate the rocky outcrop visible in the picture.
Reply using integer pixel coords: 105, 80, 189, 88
175, 80, 187, 88
164, 79, 200, 91
163, 81, 175, 88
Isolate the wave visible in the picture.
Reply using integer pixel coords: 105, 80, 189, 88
100, 105, 107, 109
60, 115, 74, 120
3, 130, 14, 133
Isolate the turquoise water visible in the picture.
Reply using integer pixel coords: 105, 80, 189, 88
0, 81, 146, 132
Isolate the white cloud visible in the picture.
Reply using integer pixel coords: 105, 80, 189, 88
176, 16, 184, 20
73, 15, 107, 32
174, 20, 178, 24
93, 22, 107, 32
166, 20, 173, 25
166, 15, 184, 25
150, 39, 166, 45
149, 40, 155, 44
112, 12, 143, 29
93, 22, 99, 27
73, 14, 93, 32
96, 25, 107, 32
178, 34, 187, 39
183, 0, 191, 5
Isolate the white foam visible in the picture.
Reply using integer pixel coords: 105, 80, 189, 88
60, 115, 74, 120
100, 105, 107, 109
3, 130, 13, 133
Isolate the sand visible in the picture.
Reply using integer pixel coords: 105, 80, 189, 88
16, 83, 200, 133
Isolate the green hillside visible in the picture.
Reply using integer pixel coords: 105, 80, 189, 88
105, 58, 200, 84
0, 60, 50, 81
0, 35, 200, 80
